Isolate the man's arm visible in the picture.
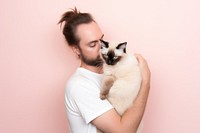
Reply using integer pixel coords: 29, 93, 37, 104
92, 54, 151, 133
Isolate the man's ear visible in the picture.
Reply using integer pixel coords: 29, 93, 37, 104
72, 46, 80, 56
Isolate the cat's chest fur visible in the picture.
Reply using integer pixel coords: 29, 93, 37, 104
102, 53, 142, 114
103, 54, 139, 79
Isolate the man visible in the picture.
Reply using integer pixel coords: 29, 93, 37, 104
58, 8, 151, 133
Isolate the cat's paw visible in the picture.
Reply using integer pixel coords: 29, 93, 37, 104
100, 94, 107, 100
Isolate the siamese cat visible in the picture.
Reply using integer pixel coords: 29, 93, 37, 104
98, 40, 143, 133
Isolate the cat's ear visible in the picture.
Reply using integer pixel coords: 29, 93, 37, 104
116, 42, 127, 53
100, 39, 109, 49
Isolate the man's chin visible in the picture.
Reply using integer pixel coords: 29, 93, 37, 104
83, 58, 103, 67
89, 59, 103, 67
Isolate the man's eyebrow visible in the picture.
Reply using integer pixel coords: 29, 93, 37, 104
88, 40, 98, 45
87, 34, 104, 45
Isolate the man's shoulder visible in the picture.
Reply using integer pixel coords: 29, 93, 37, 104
66, 71, 94, 90
67, 68, 99, 86
66, 73, 86, 88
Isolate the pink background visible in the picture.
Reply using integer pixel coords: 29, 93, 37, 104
0, 0, 200, 133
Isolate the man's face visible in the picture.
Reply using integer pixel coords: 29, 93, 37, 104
76, 22, 104, 67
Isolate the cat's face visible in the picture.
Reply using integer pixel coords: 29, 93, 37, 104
100, 40, 127, 65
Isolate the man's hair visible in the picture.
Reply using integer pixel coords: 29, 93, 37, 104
58, 7, 95, 47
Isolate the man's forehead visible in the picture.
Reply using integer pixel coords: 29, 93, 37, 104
77, 23, 103, 44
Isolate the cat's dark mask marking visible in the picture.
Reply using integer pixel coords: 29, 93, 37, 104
100, 40, 128, 65
105, 50, 121, 65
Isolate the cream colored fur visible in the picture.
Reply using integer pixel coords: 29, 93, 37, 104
98, 41, 143, 133
101, 53, 141, 114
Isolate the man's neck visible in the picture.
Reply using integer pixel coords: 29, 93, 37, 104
80, 62, 103, 74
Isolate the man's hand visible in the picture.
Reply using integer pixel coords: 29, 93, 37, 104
134, 53, 151, 88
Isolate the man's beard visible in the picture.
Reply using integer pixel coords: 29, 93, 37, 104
80, 53, 103, 67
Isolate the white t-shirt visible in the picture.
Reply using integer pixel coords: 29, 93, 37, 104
65, 68, 113, 133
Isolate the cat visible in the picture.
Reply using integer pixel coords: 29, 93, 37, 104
98, 40, 143, 133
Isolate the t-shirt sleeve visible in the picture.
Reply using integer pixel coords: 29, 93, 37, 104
69, 81, 113, 124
